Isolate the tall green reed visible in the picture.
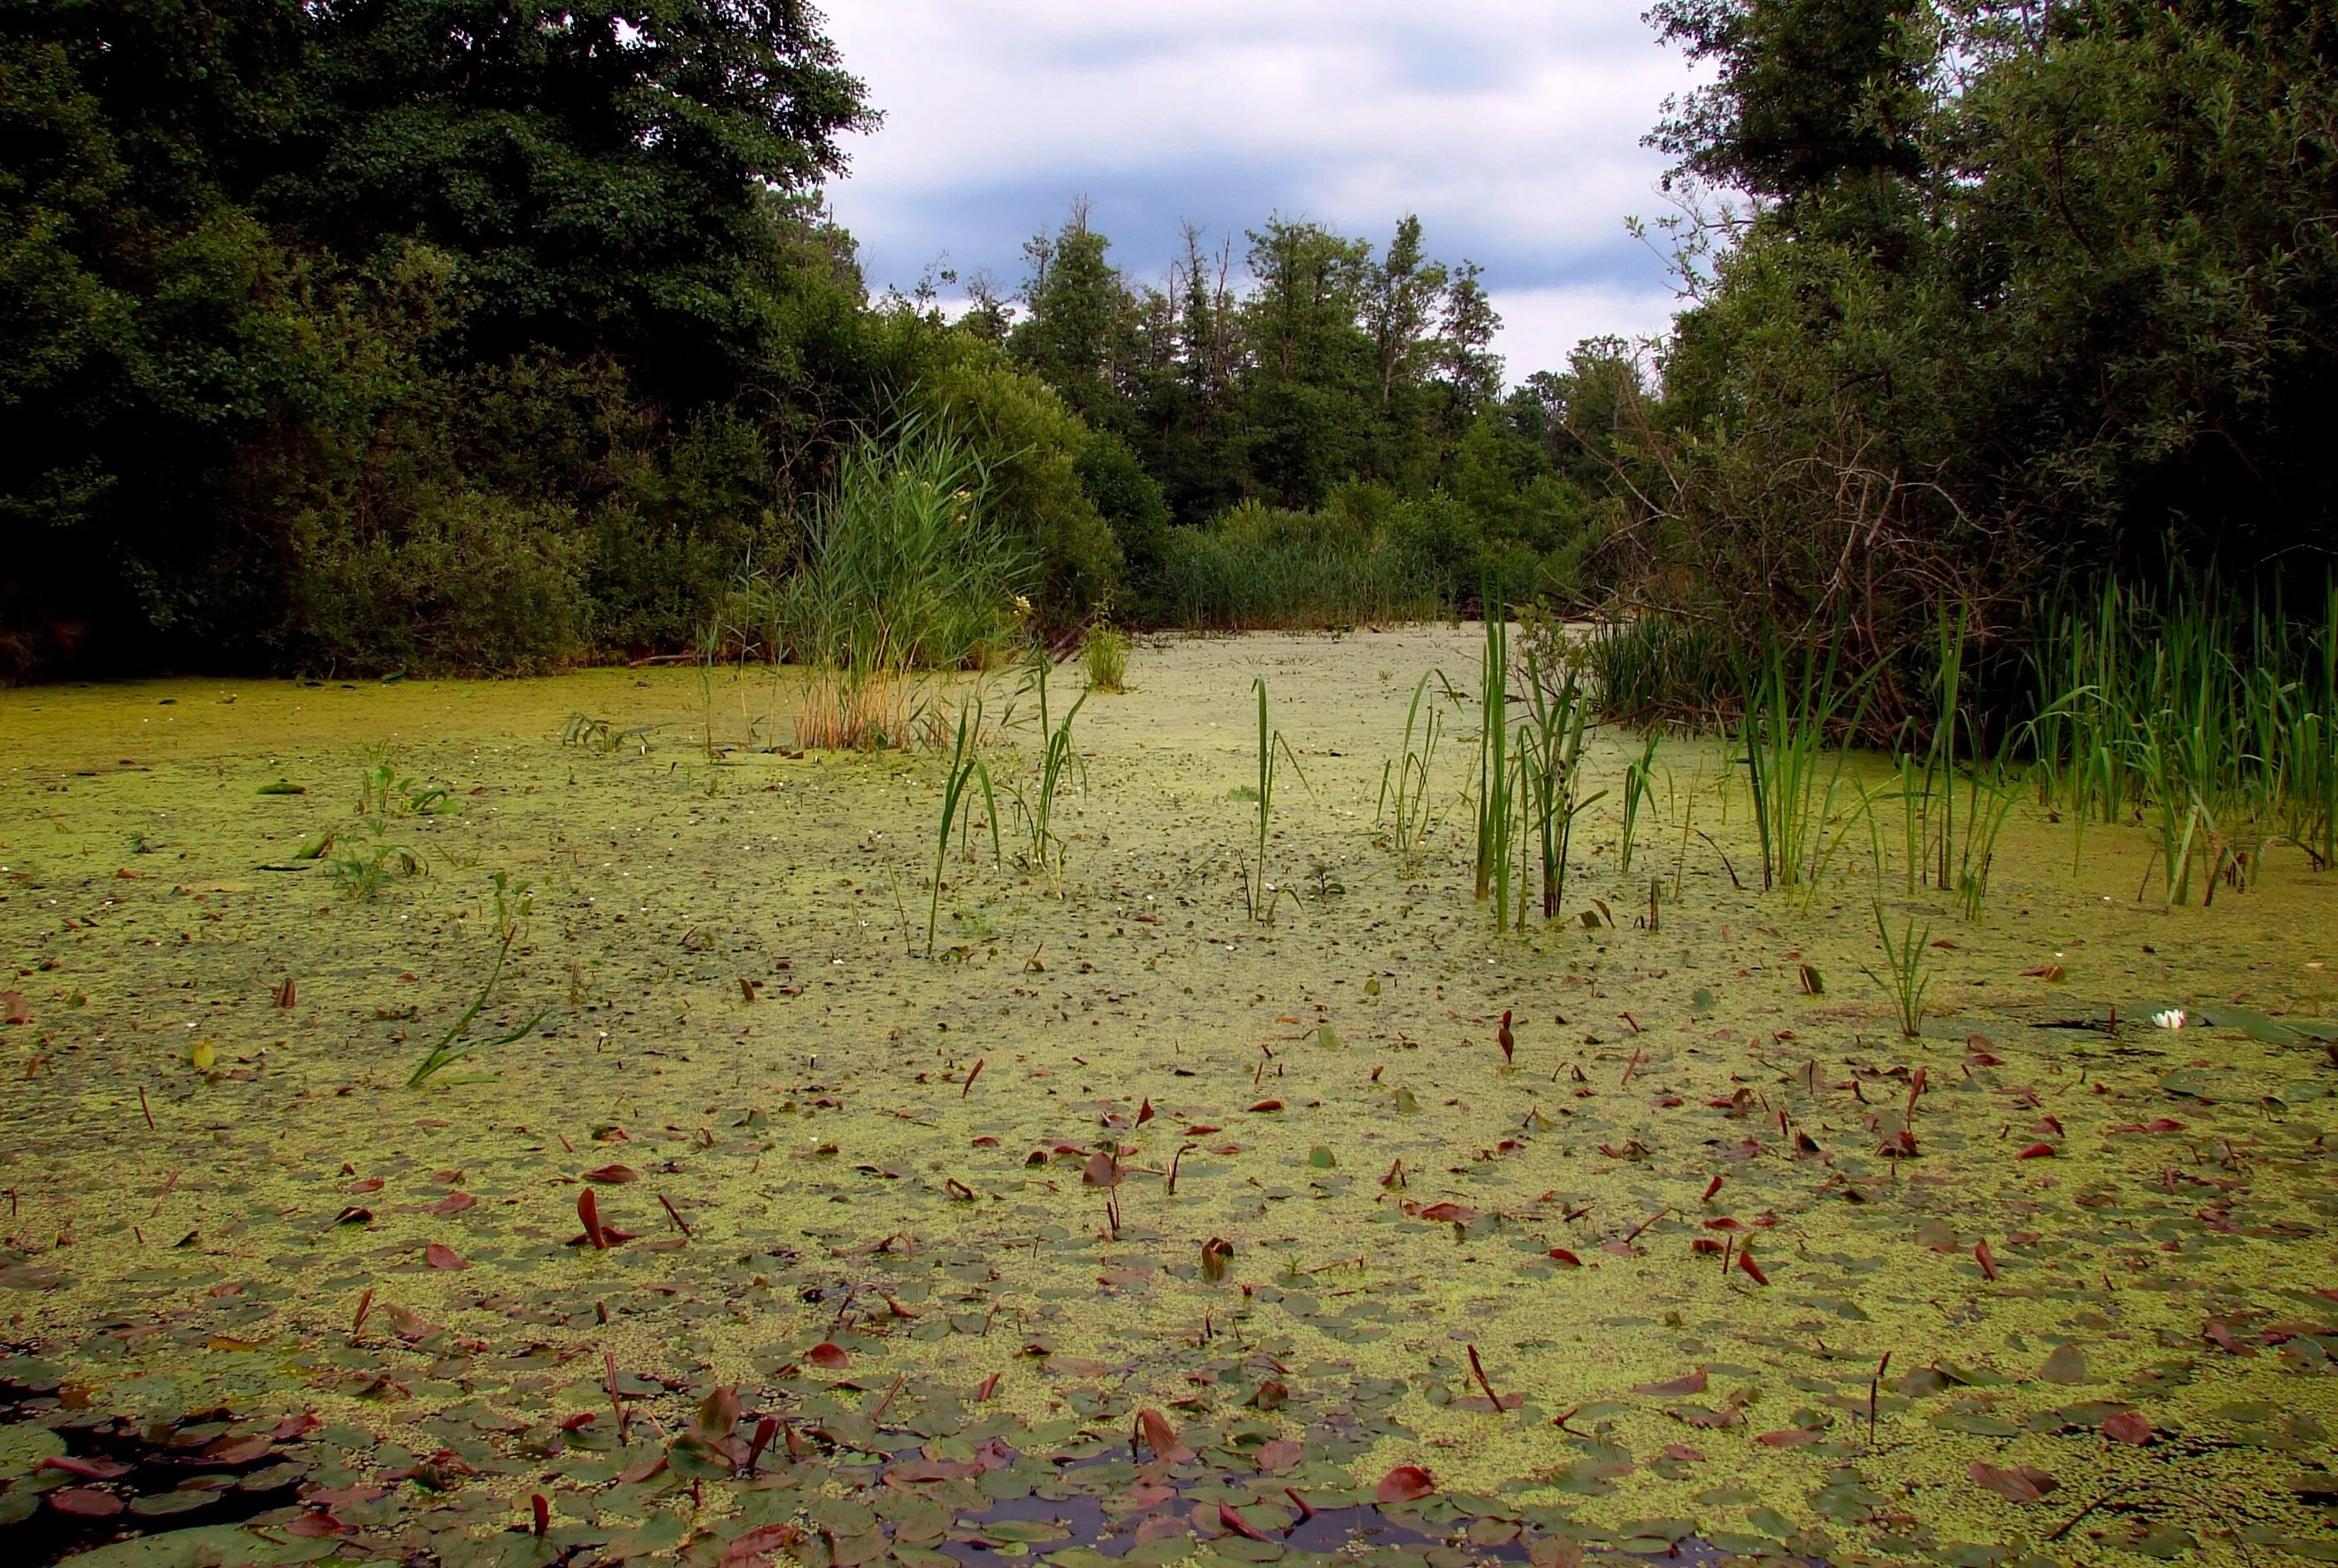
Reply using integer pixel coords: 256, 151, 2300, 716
926, 695, 1000, 955
1010, 662, 1087, 880
1515, 647, 1606, 924
1377, 672, 1452, 875
1473, 614, 1516, 918
1241, 679, 1307, 923
1739, 637, 1871, 899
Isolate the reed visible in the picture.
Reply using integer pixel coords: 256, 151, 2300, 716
1377, 672, 1452, 875
1862, 904, 1935, 1038
1473, 614, 1517, 920
1739, 637, 1871, 898
926, 696, 1000, 955
1618, 730, 1662, 876
1516, 647, 1605, 923
1010, 662, 1087, 879
1241, 679, 1307, 924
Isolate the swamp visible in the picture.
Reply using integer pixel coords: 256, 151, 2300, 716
0, 626, 2333, 1566
8, 0, 2338, 1562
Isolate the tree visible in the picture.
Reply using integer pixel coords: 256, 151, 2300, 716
1646, 0, 1934, 199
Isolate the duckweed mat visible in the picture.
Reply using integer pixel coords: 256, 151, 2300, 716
0, 629, 2333, 1567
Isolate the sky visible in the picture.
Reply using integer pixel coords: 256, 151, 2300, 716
817, 1, 1698, 384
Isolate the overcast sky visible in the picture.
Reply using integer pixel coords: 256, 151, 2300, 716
818, 2, 1697, 383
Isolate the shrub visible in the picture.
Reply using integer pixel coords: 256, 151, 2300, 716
292, 491, 590, 674
1156, 500, 1445, 629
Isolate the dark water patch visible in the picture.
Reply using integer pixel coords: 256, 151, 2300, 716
0, 1385, 306, 1567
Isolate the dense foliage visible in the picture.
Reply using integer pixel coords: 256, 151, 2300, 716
0, 0, 1121, 674
1617, 0, 2338, 708
981, 208, 1621, 622
10, 0, 2334, 685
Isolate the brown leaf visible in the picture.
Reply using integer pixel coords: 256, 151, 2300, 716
695, 1386, 741, 1441
1255, 1438, 1304, 1473
1416, 1201, 1480, 1224
1755, 1427, 1826, 1447
1136, 1408, 1194, 1463
1634, 1371, 1708, 1397
427, 1192, 477, 1216
806, 1341, 849, 1370
1217, 1502, 1271, 1541
1376, 1463, 1435, 1503
2014, 1141, 2056, 1160
1970, 1462, 2057, 1502
582, 1164, 638, 1184
1081, 1151, 1118, 1187
49, 1487, 124, 1517
1245, 1099, 1284, 1112
423, 1243, 467, 1271
1974, 1238, 1999, 1281
40, 1455, 130, 1481
1547, 1247, 1582, 1267
203, 1434, 273, 1465
2101, 1409, 2153, 1445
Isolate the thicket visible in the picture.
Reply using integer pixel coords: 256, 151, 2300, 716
0, 0, 1118, 676
1599, 0, 2338, 726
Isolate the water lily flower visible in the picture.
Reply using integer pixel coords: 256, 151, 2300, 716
2152, 1009, 2186, 1030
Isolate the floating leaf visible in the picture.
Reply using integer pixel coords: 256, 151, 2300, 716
2039, 1344, 2088, 1385
1970, 1462, 2058, 1502
806, 1342, 849, 1370
1377, 1464, 1435, 1503
1136, 1408, 1193, 1463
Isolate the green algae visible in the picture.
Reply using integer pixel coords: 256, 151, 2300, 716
0, 633, 2332, 1566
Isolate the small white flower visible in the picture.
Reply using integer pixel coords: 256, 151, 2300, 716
2153, 1009, 2186, 1030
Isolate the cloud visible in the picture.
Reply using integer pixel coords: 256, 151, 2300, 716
816, 1, 1697, 374
1489, 284, 1680, 384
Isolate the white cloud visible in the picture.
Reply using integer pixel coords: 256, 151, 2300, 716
1489, 284, 1682, 382
818, 0, 1700, 368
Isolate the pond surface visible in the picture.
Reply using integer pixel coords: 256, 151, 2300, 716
0, 630, 2331, 1566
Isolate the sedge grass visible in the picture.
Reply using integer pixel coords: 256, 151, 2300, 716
1241, 679, 1308, 924
926, 696, 1000, 956
1377, 672, 1453, 875
1862, 904, 1936, 1038
1010, 661, 1087, 880
1516, 647, 1605, 924
1739, 637, 1873, 901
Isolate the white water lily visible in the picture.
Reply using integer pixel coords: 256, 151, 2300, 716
2153, 1009, 2187, 1030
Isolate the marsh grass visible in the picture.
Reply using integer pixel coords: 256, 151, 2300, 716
1010, 662, 1086, 879
1863, 904, 1936, 1038
1377, 672, 1454, 875
1886, 608, 2023, 919
1083, 624, 1130, 693
2029, 581, 2338, 902
409, 873, 544, 1087
1590, 615, 1737, 727
1516, 647, 1605, 923
1240, 679, 1308, 923
1739, 638, 1872, 900
716, 414, 1027, 751
926, 696, 1000, 955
